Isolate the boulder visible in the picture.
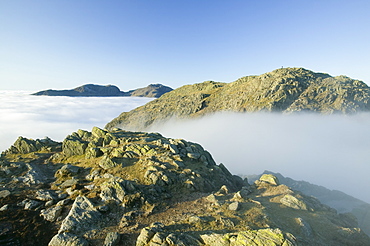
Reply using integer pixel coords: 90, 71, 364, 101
55, 164, 81, 178
234, 228, 296, 246
200, 233, 230, 246
62, 136, 88, 157
100, 178, 136, 203
258, 174, 280, 186
228, 201, 241, 211
0, 190, 11, 198
41, 206, 63, 222
99, 155, 118, 170
36, 190, 56, 201
48, 232, 89, 246
280, 194, 308, 210
104, 232, 120, 246
59, 196, 102, 233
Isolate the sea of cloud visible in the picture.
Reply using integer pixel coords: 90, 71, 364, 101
1, 91, 370, 203
149, 112, 370, 203
0, 90, 153, 152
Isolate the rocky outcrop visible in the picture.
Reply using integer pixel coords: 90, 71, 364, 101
252, 170, 370, 236
32, 83, 173, 98
105, 67, 370, 130
1, 128, 369, 245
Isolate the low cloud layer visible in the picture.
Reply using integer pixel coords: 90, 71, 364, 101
149, 112, 370, 203
0, 91, 153, 152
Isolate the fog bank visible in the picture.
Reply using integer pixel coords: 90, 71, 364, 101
149, 112, 370, 203
0, 91, 153, 152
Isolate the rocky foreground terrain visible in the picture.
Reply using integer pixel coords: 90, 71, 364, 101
1, 127, 369, 245
32, 84, 173, 98
246, 171, 370, 237
106, 67, 370, 130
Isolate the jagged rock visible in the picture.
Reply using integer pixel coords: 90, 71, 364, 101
165, 233, 202, 245
55, 164, 81, 178
85, 147, 103, 159
206, 194, 218, 203
258, 174, 280, 186
103, 232, 120, 246
99, 155, 118, 170
228, 201, 241, 211
36, 190, 56, 201
99, 178, 136, 203
0, 189, 11, 198
60, 178, 78, 188
136, 227, 156, 246
48, 232, 89, 246
41, 206, 63, 222
92, 126, 108, 138
280, 194, 308, 210
0, 204, 9, 211
5, 136, 60, 154
24, 199, 42, 210
62, 136, 88, 157
57, 198, 70, 206
21, 163, 50, 185
233, 228, 296, 246
216, 185, 230, 195
201, 233, 229, 246
59, 196, 102, 233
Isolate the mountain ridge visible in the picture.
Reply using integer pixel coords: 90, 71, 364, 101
32, 83, 173, 98
105, 67, 370, 130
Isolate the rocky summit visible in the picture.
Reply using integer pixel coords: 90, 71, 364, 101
106, 67, 370, 130
32, 83, 173, 98
0, 127, 369, 245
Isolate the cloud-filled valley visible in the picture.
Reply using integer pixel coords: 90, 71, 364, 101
1, 91, 370, 203
149, 112, 370, 203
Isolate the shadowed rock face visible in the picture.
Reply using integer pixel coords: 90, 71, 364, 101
1, 127, 369, 245
32, 83, 173, 98
105, 67, 370, 130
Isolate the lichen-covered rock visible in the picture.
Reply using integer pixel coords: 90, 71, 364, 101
258, 174, 280, 186
36, 190, 57, 201
200, 233, 230, 246
48, 232, 89, 246
41, 205, 63, 222
62, 135, 88, 157
99, 155, 118, 170
103, 232, 120, 246
55, 164, 81, 179
99, 178, 136, 203
59, 196, 102, 233
233, 228, 296, 246
4, 136, 60, 154
280, 194, 308, 210
228, 201, 241, 211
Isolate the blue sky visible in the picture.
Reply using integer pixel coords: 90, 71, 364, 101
1, 0, 370, 91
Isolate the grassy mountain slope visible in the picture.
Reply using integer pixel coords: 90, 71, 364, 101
106, 67, 370, 130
